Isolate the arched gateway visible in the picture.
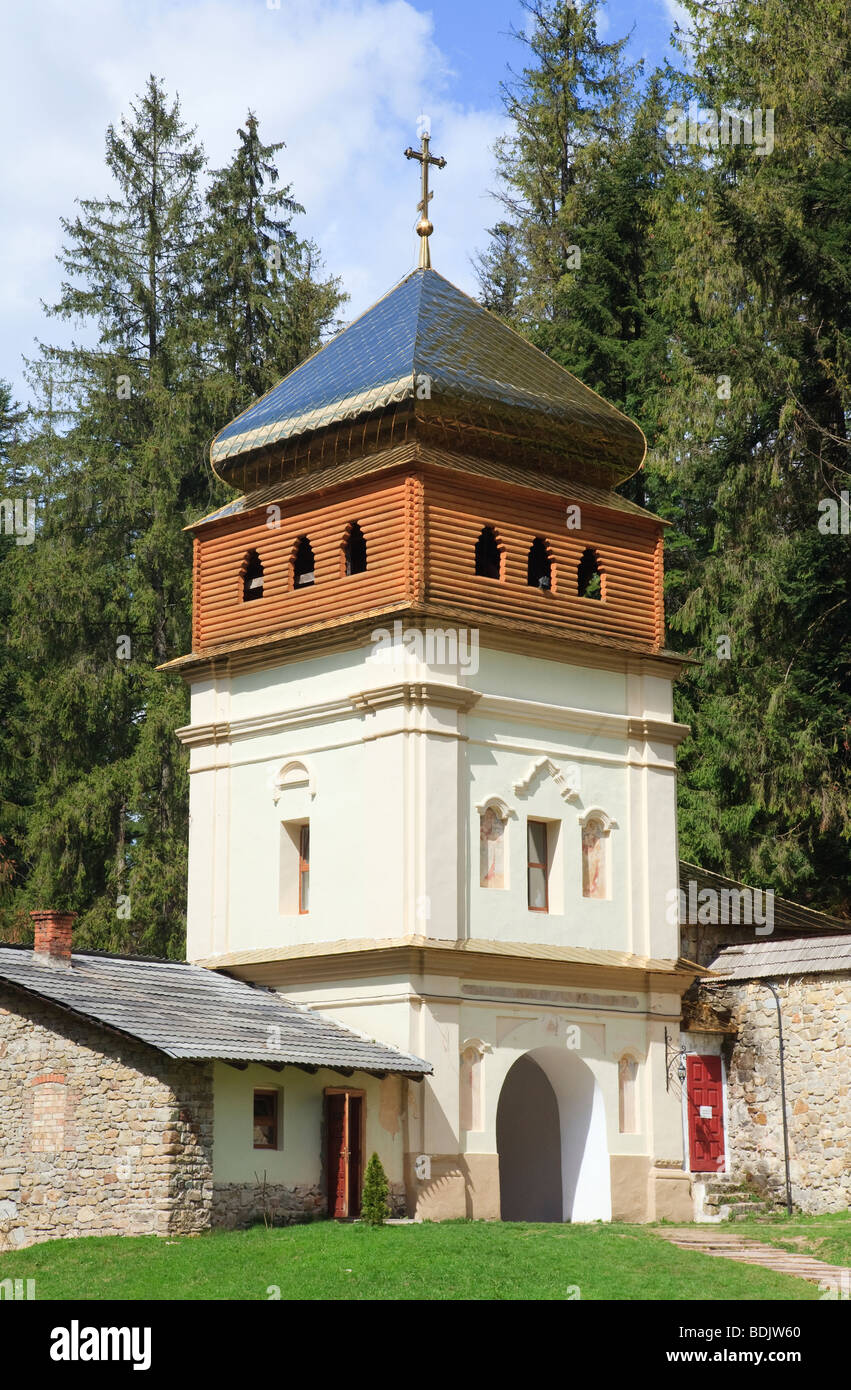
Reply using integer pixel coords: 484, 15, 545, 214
496, 1047, 612, 1223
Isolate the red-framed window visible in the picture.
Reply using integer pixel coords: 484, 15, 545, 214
298, 824, 310, 914
527, 820, 548, 912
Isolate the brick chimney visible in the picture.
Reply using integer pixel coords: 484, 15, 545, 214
30, 910, 76, 967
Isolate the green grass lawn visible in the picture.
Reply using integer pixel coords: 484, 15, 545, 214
0, 1219, 823, 1301
730, 1210, 851, 1270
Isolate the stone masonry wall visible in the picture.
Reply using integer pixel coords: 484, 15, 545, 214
211, 1181, 406, 1229
713, 974, 851, 1214
0, 984, 214, 1249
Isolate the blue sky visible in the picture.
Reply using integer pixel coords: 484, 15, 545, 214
0, 0, 686, 409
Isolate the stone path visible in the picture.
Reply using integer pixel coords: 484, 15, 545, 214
656, 1228, 851, 1289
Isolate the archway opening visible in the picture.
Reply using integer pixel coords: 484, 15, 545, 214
495, 1046, 612, 1223
496, 1054, 562, 1221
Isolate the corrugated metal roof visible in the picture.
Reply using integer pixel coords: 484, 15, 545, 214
680, 861, 848, 935
707, 935, 851, 980
210, 268, 645, 479
0, 947, 430, 1076
191, 440, 666, 533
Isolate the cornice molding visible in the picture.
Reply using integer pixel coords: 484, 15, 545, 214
176, 684, 690, 751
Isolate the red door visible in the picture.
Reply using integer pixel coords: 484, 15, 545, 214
325, 1090, 364, 1218
687, 1055, 726, 1172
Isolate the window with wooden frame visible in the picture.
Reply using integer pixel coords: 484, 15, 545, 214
474, 524, 503, 580
241, 549, 264, 602
253, 1089, 280, 1150
577, 546, 603, 600
342, 520, 367, 576
298, 824, 310, 913
527, 819, 549, 912
292, 535, 315, 588
527, 537, 552, 591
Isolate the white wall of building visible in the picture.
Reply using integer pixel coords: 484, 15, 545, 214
182, 636, 682, 966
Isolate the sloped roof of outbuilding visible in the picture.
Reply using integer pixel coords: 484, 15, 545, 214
210, 266, 646, 483
707, 935, 851, 981
680, 861, 848, 936
0, 946, 430, 1077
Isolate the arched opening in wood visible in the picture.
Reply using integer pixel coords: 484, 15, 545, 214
292, 535, 315, 589
527, 537, 553, 591
474, 524, 503, 580
342, 521, 367, 576
241, 549, 264, 602
577, 546, 603, 600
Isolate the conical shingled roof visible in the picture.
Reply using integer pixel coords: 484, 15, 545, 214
211, 267, 645, 485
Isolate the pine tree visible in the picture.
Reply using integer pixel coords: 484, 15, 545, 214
0, 85, 349, 951
0, 379, 29, 931
476, 3, 671, 446
1, 77, 211, 953
648, 0, 851, 911
360, 1152, 390, 1226
200, 112, 345, 425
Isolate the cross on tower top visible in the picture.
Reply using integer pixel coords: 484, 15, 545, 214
404, 129, 447, 269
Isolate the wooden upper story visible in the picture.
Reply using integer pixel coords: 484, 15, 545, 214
181, 444, 667, 666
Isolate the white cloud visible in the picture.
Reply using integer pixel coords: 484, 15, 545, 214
0, 0, 507, 403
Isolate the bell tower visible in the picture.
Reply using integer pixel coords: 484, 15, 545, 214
164, 151, 699, 1223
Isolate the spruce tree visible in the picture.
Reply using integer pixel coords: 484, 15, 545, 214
649, 0, 851, 911
2, 77, 210, 953
361, 1152, 391, 1226
201, 112, 345, 425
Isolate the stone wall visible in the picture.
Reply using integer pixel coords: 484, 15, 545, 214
212, 1181, 324, 1229
712, 973, 851, 1213
211, 1180, 406, 1228
0, 985, 214, 1249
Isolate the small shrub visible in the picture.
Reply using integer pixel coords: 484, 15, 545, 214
361, 1152, 390, 1226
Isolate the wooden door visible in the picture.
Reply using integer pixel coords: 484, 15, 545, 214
325, 1090, 365, 1219
686, 1055, 726, 1172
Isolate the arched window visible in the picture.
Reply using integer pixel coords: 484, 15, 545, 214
242, 549, 264, 602
292, 535, 315, 589
342, 521, 367, 576
474, 525, 503, 579
527, 537, 552, 590
479, 806, 506, 889
618, 1056, 638, 1134
577, 546, 603, 600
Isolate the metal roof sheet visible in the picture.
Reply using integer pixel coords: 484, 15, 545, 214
680, 861, 847, 936
195, 934, 698, 977
210, 268, 645, 478
707, 934, 851, 980
191, 440, 666, 533
0, 947, 430, 1076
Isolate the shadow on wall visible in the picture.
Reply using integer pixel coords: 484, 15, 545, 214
496, 1047, 611, 1222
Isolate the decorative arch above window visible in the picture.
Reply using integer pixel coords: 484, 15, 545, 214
513, 757, 580, 804
527, 537, 554, 591
474, 524, 504, 580
292, 535, 315, 588
342, 520, 367, 577
241, 549, 264, 602
577, 546, 604, 600
473, 794, 517, 821
272, 759, 315, 802
578, 808, 617, 899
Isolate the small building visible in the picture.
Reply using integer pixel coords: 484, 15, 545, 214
696, 934, 851, 1215
0, 913, 428, 1250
